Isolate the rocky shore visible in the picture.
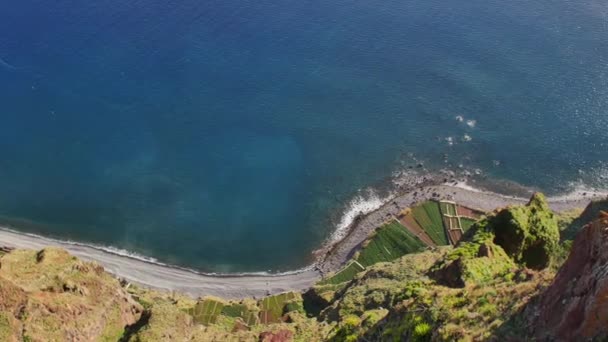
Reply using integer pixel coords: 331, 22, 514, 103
316, 179, 600, 274
0, 179, 603, 299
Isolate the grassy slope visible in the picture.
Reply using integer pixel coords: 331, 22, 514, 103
0, 248, 142, 342
322, 194, 569, 341
0, 194, 588, 342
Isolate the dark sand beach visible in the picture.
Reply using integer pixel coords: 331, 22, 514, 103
0, 181, 601, 299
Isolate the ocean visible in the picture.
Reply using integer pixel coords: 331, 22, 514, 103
0, 0, 607, 272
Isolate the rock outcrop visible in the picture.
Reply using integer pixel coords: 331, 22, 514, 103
0, 247, 142, 341
492, 193, 559, 269
259, 329, 294, 342
562, 198, 608, 240
534, 214, 608, 341
430, 193, 558, 288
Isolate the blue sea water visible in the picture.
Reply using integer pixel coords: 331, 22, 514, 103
0, 0, 607, 272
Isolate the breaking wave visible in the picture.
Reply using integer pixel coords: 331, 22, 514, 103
0, 226, 317, 277
330, 189, 393, 243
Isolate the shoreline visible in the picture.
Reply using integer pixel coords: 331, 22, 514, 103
0, 182, 604, 298
317, 181, 604, 273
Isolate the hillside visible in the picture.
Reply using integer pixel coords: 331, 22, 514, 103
0, 194, 607, 341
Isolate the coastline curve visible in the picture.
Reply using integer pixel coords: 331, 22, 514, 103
0, 182, 603, 298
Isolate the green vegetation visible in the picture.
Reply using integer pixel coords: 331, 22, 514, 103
0, 248, 143, 342
259, 292, 301, 324
0, 312, 16, 341
432, 193, 564, 290
412, 202, 449, 245
320, 261, 366, 285
492, 193, 560, 269
460, 217, 476, 232
312, 194, 568, 341
190, 298, 226, 325
356, 220, 426, 266
372, 270, 554, 341
431, 226, 515, 287
440, 202, 457, 216
221, 303, 260, 326
321, 201, 482, 286
0, 192, 595, 342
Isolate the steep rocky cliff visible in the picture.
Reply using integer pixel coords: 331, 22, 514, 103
533, 212, 608, 341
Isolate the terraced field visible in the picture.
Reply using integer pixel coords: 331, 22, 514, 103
221, 303, 259, 326
460, 217, 477, 232
320, 201, 484, 285
399, 213, 436, 246
356, 220, 426, 266
440, 202, 458, 216
191, 298, 225, 325
259, 292, 301, 324
188, 292, 303, 327
320, 261, 366, 285
411, 202, 449, 245
457, 206, 485, 219
439, 201, 485, 244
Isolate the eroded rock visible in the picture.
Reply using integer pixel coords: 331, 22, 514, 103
534, 215, 608, 341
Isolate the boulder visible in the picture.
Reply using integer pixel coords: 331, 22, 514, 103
492, 193, 559, 269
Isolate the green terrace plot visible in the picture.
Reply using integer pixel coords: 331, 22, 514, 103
188, 293, 305, 327
319, 261, 366, 285
259, 292, 301, 324
440, 202, 458, 216
221, 303, 259, 326
190, 298, 225, 325
356, 220, 426, 267
318, 201, 481, 286
412, 202, 449, 246
461, 217, 477, 232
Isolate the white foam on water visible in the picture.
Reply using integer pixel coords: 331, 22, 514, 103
466, 119, 477, 128
0, 57, 17, 71
330, 189, 391, 243
548, 182, 608, 202
0, 226, 165, 265
2, 168, 605, 278
452, 179, 608, 203
81, 244, 162, 264
451, 180, 487, 193
0, 226, 317, 277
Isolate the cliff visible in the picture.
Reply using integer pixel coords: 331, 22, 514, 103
0, 195, 606, 341
533, 212, 608, 341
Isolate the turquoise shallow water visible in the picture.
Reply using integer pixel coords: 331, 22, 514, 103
0, 0, 607, 272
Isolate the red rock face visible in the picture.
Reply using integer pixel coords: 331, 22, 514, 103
259, 329, 294, 342
535, 216, 608, 341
